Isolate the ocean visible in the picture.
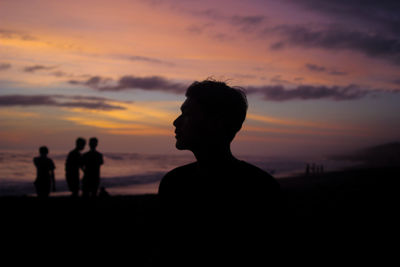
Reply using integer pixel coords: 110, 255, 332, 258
0, 150, 352, 196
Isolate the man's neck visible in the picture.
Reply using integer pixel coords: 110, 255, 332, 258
192, 145, 236, 169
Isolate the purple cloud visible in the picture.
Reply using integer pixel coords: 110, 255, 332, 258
127, 55, 174, 66
285, 0, 400, 36
0, 95, 126, 110
0, 63, 11, 71
246, 84, 372, 101
230, 15, 266, 31
306, 63, 348, 75
270, 24, 400, 65
24, 65, 57, 73
68, 74, 398, 101
0, 29, 36, 41
69, 75, 188, 93
306, 64, 326, 72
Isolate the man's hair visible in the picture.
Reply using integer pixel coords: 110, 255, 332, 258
76, 137, 86, 146
186, 79, 248, 141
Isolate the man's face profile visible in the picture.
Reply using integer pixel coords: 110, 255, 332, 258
173, 97, 211, 151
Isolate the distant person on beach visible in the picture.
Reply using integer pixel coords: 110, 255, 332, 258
33, 146, 56, 198
65, 137, 86, 197
82, 137, 103, 198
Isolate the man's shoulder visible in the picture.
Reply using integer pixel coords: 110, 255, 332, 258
236, 160, 279, 186
67, 149, 78, 157
158, 162, 197, 195
164, 162, 197, 179
83, 150, 101, 156
237, 160, 273, 177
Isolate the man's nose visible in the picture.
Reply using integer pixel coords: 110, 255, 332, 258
173, 115, 181, 127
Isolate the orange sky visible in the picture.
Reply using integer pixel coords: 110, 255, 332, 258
1, 0, 399, 159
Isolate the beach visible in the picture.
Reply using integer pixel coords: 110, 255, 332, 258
2, 166, 397, 266
3, 165, 397, 217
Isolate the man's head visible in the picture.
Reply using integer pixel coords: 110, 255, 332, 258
173, 79, 248, 151
89, 137, 98, 150
39, 146, 49, 156
76, 137, 86, 151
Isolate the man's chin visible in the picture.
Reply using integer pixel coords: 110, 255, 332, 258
175, 142, 186, 150
175, 140, 190, 150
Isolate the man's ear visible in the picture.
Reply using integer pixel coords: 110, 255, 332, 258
208, 114, 228, 137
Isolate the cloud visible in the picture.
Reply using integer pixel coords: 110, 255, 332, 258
21, 64, 92, 79
270, 75, 292, 84
230, 15, 266, 31
393, 79, 400, 85
0, 29, 36, 41
192, 8, 266, 27
186, 23, 214, 35
128, 56, 172, 65
186, 23, 234, 41
68, 74, 399, 101
115, 54, 175, 66
0, 63, 11, 71
69, 75, 188, 93
188, 8, 267, 36
306, 63, 348, 75
306, 64, 326, 72
0, 95, 126, 111
192, 8, 224, 21
231, 15, 265, 26
328, 70, 348, 76
246, 84, 373, 101
270, 24, 400, 65
23, 65, 57, 73
286, 0, 400, 36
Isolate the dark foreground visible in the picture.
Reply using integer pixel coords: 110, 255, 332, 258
2, 166, 398, 265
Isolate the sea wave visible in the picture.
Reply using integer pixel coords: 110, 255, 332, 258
0, 150, 352, 196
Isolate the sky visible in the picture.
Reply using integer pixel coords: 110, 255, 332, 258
1, 0, 399, 160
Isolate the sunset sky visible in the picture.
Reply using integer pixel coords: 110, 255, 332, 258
1, 0, 399, 160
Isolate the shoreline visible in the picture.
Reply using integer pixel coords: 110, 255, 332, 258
2, 166, 398, 217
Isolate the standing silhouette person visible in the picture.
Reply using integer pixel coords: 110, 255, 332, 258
82, 137, 103, 198
33, 146, 56, 198
65, 137, 86, 197
157, 79, 282, 265
306, 163, 310, 176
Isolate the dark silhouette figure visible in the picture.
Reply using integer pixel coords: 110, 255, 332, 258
99, 187, 110, 198
65, 137, 86, 197
82, 137, 103, 198
33, 146, 56, 198
157, 80, 282, 265
311, 163, 316, 175
306, 163, 310, 176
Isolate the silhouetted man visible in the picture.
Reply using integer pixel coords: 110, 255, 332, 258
33, 146, 56, 198
65, 137, 86, 197
82, 137, 103, 198
157, 80, 282, 265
